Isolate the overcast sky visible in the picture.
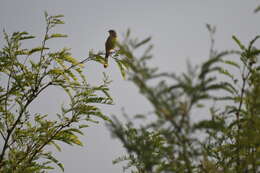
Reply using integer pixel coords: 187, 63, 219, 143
1, 0, 259, 172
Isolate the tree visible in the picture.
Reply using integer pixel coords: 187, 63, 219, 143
0, 12, 127, 172
108, 6, 260, 173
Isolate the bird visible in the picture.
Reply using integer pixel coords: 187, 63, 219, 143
104, 29, 117, 68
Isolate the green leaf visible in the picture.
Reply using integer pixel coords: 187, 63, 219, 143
232, 35, 246, 50
126, 29, 131, 38
63, 55, 80, 66
50, 141, 62, 152
67, 128, 84, 135
135, 37, 151, 48
47, 33, 68, 39
92, 54, 106, 65
218, 68, 234, 80
44, 154, 64, 172
193, 119, 224, 130
248, 35, 260, 51
15, 50, 29, 55
48, 68, 64, 75
44, 11, 48, 18
79, 124, 89, 129
20, 35, 35, 40
51, 19, 65, 25
115, 59, 126, 79
254, 5, 260, 13
118, 59, 130, 70
69, 135, 83, 146
29, 47, 49, 55
196, 104, 204, 108
52, 14, 64, 18
222, 60, 240, 69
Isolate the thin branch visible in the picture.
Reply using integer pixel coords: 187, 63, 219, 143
0, 80, 52, 166
235, 62, 251, 170
0, 131, 6, 141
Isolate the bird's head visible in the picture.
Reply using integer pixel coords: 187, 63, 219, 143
108, 29, 117, 37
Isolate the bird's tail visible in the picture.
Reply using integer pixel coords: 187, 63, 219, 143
104, 52, 109, 68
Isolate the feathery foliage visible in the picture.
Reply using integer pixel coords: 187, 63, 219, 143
0, 12, 113, 172
107, 6, 260, 173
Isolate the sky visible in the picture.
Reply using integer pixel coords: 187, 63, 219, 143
1, 0, 259, 172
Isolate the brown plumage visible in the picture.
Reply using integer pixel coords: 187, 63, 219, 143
104, 30, 117, 68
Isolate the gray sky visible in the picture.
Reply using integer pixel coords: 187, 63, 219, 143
1, 0, 259, 172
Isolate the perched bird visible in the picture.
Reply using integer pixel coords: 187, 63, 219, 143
104, 29, 117, 68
